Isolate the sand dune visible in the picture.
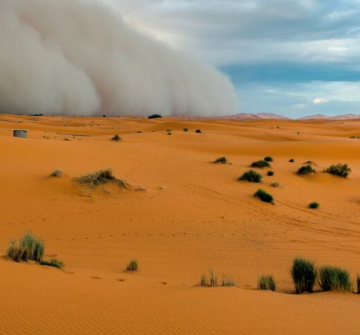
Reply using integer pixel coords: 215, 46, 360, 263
1, 115, 360, 334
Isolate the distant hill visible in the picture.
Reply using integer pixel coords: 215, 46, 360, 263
300, 113, 360, 120
219, 112, 289, 120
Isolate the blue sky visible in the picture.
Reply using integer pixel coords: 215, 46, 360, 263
105, 0, 360, 117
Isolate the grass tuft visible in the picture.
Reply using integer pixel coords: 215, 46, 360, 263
200, 269, 218, 287
258, 275, 276, 291
126, 259, 138, 271
251, 160, 271, 168
325, 164, 351, 178
254, 189, 273, 203
291, 257, 316, 293
6, 232, 44, 263
309, 202, 319, 209
213, 157, 229, 164
111, 134, 121, 141
40, 258, 64, 269
221, 275, 236, 287
239, 170, 262, 183
297, 165, 315, 175
318, 265, 352, 292
49, 169, 63, 178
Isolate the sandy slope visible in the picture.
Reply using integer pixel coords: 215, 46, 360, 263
1, 115, 360, 334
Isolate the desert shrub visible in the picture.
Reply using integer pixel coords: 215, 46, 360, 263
49, 169, 63, 178
200, 269, 218, 287
6, 232, 44, 263
309, 202, 319, 209
239, 170, 262, 183
258, 275, 276, 291
200, 274, 207, 287
221, 275, 236, 287
264, 156, 273, 162
251, 160, 271, 168
318, 266, 352, 292
357, 275, 360, 294
325, 164, 351, 178
214, 157, 228, 164
195, 129, 202, 133
40, 258, 64, 269
148, 114, 162, 119
183, 128, 189, 132
289, 158, 295, 163
126, 259, 138, 271
297, 165, 315, 175
76, 169, 116, 188
111, 134, 121, 141
267, 171, 274, 176
254, 189, 273, 203
291, 257, 316, 293
270, 182, 280, 187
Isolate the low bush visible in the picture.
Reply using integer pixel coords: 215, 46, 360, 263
195, 129, 202, 134
254, 189, 273, 203
297, 165, 315, 175
267, 171, 274, 176
291, 257, 316, 293
75, 169, 123, 188
126, 259, 138, 271
40, 258, 64, 269
251, 160, 271, 168
270, 182, 280, 187
148, 114, 162, 119
49, 169, 63, 178
289, 158, 295, 163
214, 157, 229, 164
239, 170, 262, 183
111, 134, 121, 141
183, 128, 189, 132
258, 275, 276, 291
264, 156, 273, 162
325, 164, 351, 178
309, 202, 319, 209
318, 265, 352, 292
7, 232, 44, 263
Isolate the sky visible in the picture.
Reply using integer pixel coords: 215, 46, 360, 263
102, 0, 360, 117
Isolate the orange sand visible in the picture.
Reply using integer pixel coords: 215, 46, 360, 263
1, 115, 360, 334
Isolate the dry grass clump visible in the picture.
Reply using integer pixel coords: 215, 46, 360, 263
49, 169, 63, 178
270, 182, 280, 187
126, 259, 138, 271
111, 134, 121, 141
297, 165, 315, 175
213, 157, 229, 164
258, 275, 276, 291
251, 160, 271, 168
239, 170, 262, 183
291, 257, 316, 293
325, 164, 351, 178
7, 232, 44, 263
221, 275, 236, 287
40, 258, 64, 269
75, 169, 129, 189
318, 266, 352, 292
200, 269, 218, 287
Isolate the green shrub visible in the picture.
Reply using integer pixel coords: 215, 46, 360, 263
251, 160, 271, 168
297, 165, 315, 175
264, 156, 273, 162
258, 275, 276, 291
6, 232, 44, 263
126, 259, 138, 271
357, 275, 360, 294
111, 134, 121, 141
200, 269, 218, 287
325, 164, 351, 178
254, 189, 273, 203
267, 171, 274, 176
40, 258, 64, 269
291, 257, 316, 293
239, 170, 262, 183
309, 202, 319, 209
318, 266, 352, 292
289, 158, 295, 163
214, 157, 228, 164
49, 169, 63, 178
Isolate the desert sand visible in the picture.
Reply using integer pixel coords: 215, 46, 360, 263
1, 114, 360, 334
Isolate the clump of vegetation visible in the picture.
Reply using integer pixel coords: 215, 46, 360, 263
291, 257, 316, 293
289, 158, 295, 163
267, 171, 274, 176
357, 275, 360, 294
325, 164, 351, 178
7, 232, 44, 263
75, 169, 129, 189
221, 275, 236, 287
318, 266, 352, 292
200, 269, 218, 287
40, 258, 64, 269
297, 165, 315, 175
195, 129, 202, 134
49, 169, 63, 178
126, 259, 138, 271
254, 189, 273, 203
183, 128, 189, 132
264, 156, 273, 162
258, 275, 276, 291
270, 182, 280, 187
309, 202, 319, 209
214, 157, 229, 164
148, 114, 162, 119
239, 170, 262, 183
111, 134, 121, 141
251, 160, 271, 168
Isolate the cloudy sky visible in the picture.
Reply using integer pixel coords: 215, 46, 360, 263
103, 0, 360, 117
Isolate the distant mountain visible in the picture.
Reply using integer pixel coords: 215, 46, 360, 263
300, 113, 360, 120
219, 112, 289, 120
332, 114, 360, 120
299, 114, 330, 120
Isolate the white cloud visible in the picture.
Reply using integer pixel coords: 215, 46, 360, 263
312, 98, 328, 104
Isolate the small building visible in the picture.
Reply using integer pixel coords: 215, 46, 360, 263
13, 130, 27, 138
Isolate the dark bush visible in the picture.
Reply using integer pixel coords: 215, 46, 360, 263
258, 275, 276, 291
267, 171, 274, 176
239, 170, 262, 183
251, 160, 271, 168
254, 189, 273, 203
309, 202, 319, 209
357, 275, 360, 294
325, 164, 351, 178
264, 156, 273, 162
49, 169, 63, 178
289, 158, 295, 163
183, 128, 189, 132
111, 134, 121, 141
318, 265, 352, 292
195, 129, 202, 134
214, 157, 229, 164
291, 257, 316, 293
297, 165, 315, 175
126, 259, 138, 271
148, 114, 162, 119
